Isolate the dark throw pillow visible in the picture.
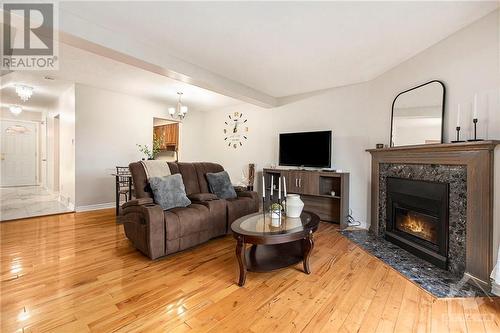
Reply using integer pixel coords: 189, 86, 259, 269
206, 171, 237, 199
149, 174, 191, 210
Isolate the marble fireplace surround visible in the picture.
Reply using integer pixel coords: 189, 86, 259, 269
367, 141, 499, 288
378, 163, 466, 275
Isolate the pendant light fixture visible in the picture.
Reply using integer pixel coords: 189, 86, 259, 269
9, 105, 22, 115
168, 92, 188, 120
15, 85, 34, 102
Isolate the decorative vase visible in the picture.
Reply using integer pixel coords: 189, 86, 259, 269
270, 209, 281, 227
270, 216, 281, 227
270, 209, 281, 219
285, 194, 304, 218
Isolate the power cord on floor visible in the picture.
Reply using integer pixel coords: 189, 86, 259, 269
346, 209, 361, 227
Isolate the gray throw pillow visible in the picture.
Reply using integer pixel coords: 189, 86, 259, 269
149, 174, 191, 210
206, 171, 237, 199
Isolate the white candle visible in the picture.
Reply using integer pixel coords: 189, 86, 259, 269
473, 93, 478, 119
456, 103, 461, 127
262, 175, 265, 198
278, 177, 281, 200
283, 176, 287, 197
271, 175, 274, 195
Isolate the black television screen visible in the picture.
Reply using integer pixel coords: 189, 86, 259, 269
279, 131, 332, 168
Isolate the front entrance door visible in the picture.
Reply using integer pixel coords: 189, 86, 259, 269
1, 120, 37, 186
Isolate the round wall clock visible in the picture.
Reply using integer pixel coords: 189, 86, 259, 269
223, 111, 248, 149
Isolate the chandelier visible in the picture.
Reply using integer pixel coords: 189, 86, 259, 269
15, 85, 34, 102
168, 92, 188, 120
9, 105, 22, 115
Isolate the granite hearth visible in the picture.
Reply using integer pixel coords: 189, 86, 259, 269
340, 230, 490, 297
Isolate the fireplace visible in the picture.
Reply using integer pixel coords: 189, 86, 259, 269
386, 177, 449, 269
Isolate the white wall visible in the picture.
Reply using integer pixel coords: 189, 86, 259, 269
56, 86, 76, 209
370, 10, 499, 144
39, 112, 47, 188
200, 10, 499, 234
46, 113, 55, 191
203, 82, 378, 225
74, 84, 205, 209
197, 103, 274, 186
177, 110, 206, 163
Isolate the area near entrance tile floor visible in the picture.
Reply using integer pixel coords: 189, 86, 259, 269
0, 186, 72, 221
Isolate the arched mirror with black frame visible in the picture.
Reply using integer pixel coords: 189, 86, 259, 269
390, 80, 445, 147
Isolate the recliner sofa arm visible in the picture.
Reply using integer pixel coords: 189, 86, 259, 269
120, 199, 165, 259
121, 198, 154, 210
236, 190, 260, 213
236, 191, 257, 199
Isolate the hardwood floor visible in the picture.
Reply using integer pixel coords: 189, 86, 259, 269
1, 209, 499, 332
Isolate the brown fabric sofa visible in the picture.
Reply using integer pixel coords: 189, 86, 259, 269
119, 162, 259, 259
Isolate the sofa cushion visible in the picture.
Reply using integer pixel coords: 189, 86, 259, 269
164, 204, 211, 254
206, 171, 237, 199
168, 162, 225, 195
149, 174, 191, 210
196, 199, 228, 237
194, 163, 225, 193
174, 163, 201, 195
166, 204, 210, 237
188, 193, 218, 202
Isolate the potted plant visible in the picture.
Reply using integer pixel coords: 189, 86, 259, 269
269, 203, 283, 219
269, 203, 283, 227
137, 134, 163, 160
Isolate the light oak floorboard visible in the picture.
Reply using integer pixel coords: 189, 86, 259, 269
1, 209, 498, 332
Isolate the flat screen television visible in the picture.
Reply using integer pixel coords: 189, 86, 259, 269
279, 130, 332, 168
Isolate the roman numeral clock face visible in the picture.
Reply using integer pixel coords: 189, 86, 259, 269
223, 112, 248, 149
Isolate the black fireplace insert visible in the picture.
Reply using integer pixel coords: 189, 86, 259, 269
385, 177, 449, 269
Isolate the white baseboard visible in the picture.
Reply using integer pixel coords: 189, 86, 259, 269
76, 202, 115, 212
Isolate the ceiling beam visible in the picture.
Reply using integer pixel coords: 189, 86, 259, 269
58, 11, 277, 108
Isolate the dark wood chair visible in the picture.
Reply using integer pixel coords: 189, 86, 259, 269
115, 166, 133, 215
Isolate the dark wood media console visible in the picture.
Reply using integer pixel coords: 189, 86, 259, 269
263, 168, 349, 228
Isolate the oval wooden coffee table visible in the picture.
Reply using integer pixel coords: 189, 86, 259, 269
231, 211, 320, 286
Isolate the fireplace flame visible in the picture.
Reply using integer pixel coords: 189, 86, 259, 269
398, 213, 436, 242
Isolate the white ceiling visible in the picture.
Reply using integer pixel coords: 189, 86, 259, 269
60, 1, 499, 98
1, 43, 240, 113
0, 72, 73, 112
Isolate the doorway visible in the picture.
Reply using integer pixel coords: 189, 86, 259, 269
0, 120, 37, 186
0, 72, 75, 221
153, 118, 180, 161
